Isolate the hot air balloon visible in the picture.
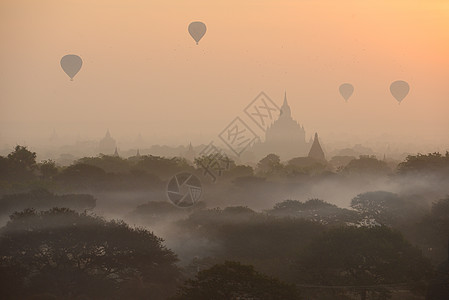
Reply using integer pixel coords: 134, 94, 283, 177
339, 83, 354, 102
188, 22, 207, 45
390, 80, 409, 104
60, 54, 82, 81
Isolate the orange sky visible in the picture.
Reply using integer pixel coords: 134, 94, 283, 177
0, 0, 448, 152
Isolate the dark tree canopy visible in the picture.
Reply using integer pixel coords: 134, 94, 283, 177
0, 145, 37, 181
0, 208, 181, 300
412, 196, 449, 264
137, 155, 193, 179
7, 145, 37, 171
343, 155, 390, 176
174, 261, 301, 300
0, 189, 96, 217
77, 155, 131, 173
398, 152, 449, 175
56, 163, 107, 188
179, 208, 325, 280
55, 162, 164, 191
285, 157, 329, 176
350, 191, 427, 227
39, 159, 58, 179
256, 153, 283, 176
269, 199, 358, 225
128, 200, 206, 225
294, 226, 432, 300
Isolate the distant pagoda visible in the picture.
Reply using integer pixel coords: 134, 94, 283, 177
184, 142, 196, 162
98, 129, 117, 155
252, 92, 311, 160
308, 132, 325, 161
113, 147, 119, 157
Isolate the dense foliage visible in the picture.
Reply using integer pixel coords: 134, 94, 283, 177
0, 208, 181, 300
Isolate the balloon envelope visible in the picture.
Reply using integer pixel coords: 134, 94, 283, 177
188, 22, 207, 45
339, 83, 354, 101
390, 80, 409, 104
60, 55, 82, 80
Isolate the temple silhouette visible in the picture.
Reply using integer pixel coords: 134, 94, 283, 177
98, 129, 117, 155
308, 132, 325, 161
251, 92, 324, 161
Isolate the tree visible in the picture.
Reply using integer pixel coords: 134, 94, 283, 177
426, 238, 449, 300
194, 153, 236, 180
285, 157, 328, 176
174, 261, 301, 300
137, 155, 193, 179
412, 196, 449, 264
0, 189, 96, 217
179, 209, 325, 280
77, 155, 131, 173
0, 208, 181, 299
128, 201, 205, 225
56, 163, 107, 189
39, 159, 58, 179
343, 155, 390, 176
398, 152, 449, 175
329, 156, 356, 170
7, 145, 37, 171
223, 164, 254, 179
256, 154, 283, 176
1, 145, 38, 181
350, 191, 426, 228
268, 199, 358, 225
294, 226, 432, 300
0, 155, 11, 181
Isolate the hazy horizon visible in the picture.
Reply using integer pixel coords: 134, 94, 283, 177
1, 0, 448, 155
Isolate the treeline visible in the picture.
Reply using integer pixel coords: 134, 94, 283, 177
0, 146, 191, 193
1, 196, 448, 299
1, 145, 449, 194
0, 146, 449, 299
0, 189, 96, 219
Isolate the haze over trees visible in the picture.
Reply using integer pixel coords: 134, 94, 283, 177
0, 208, 181, 300
0, 146, 448, 299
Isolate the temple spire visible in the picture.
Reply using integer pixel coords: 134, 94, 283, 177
308, 132, 325, 161
280, 91, 291, 118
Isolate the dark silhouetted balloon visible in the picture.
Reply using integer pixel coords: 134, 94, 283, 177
188, 22, 207, 45
60, 55, 82, 81
390, 80, 409, 104
339, 83, 354, 102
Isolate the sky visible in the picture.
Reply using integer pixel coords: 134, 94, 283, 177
0, 0, 448, 153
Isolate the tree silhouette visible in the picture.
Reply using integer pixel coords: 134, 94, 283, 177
343, 155, 390, 176
138, 155, 193, 179
1, 145, 37, 181
294, 226, 431, 300
268, 199, 358, 225
350, 191, 426, 228
398, 152, 449, 175
174, 261, 301, 300
38, 159, 58, 179
0, 189, 96, 217
56, 163, 107, 189
0, 208, 181, 299
256, 153, 283, 176
7, 145, 37, 171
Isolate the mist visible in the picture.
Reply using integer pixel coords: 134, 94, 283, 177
1, 0, 449, 299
